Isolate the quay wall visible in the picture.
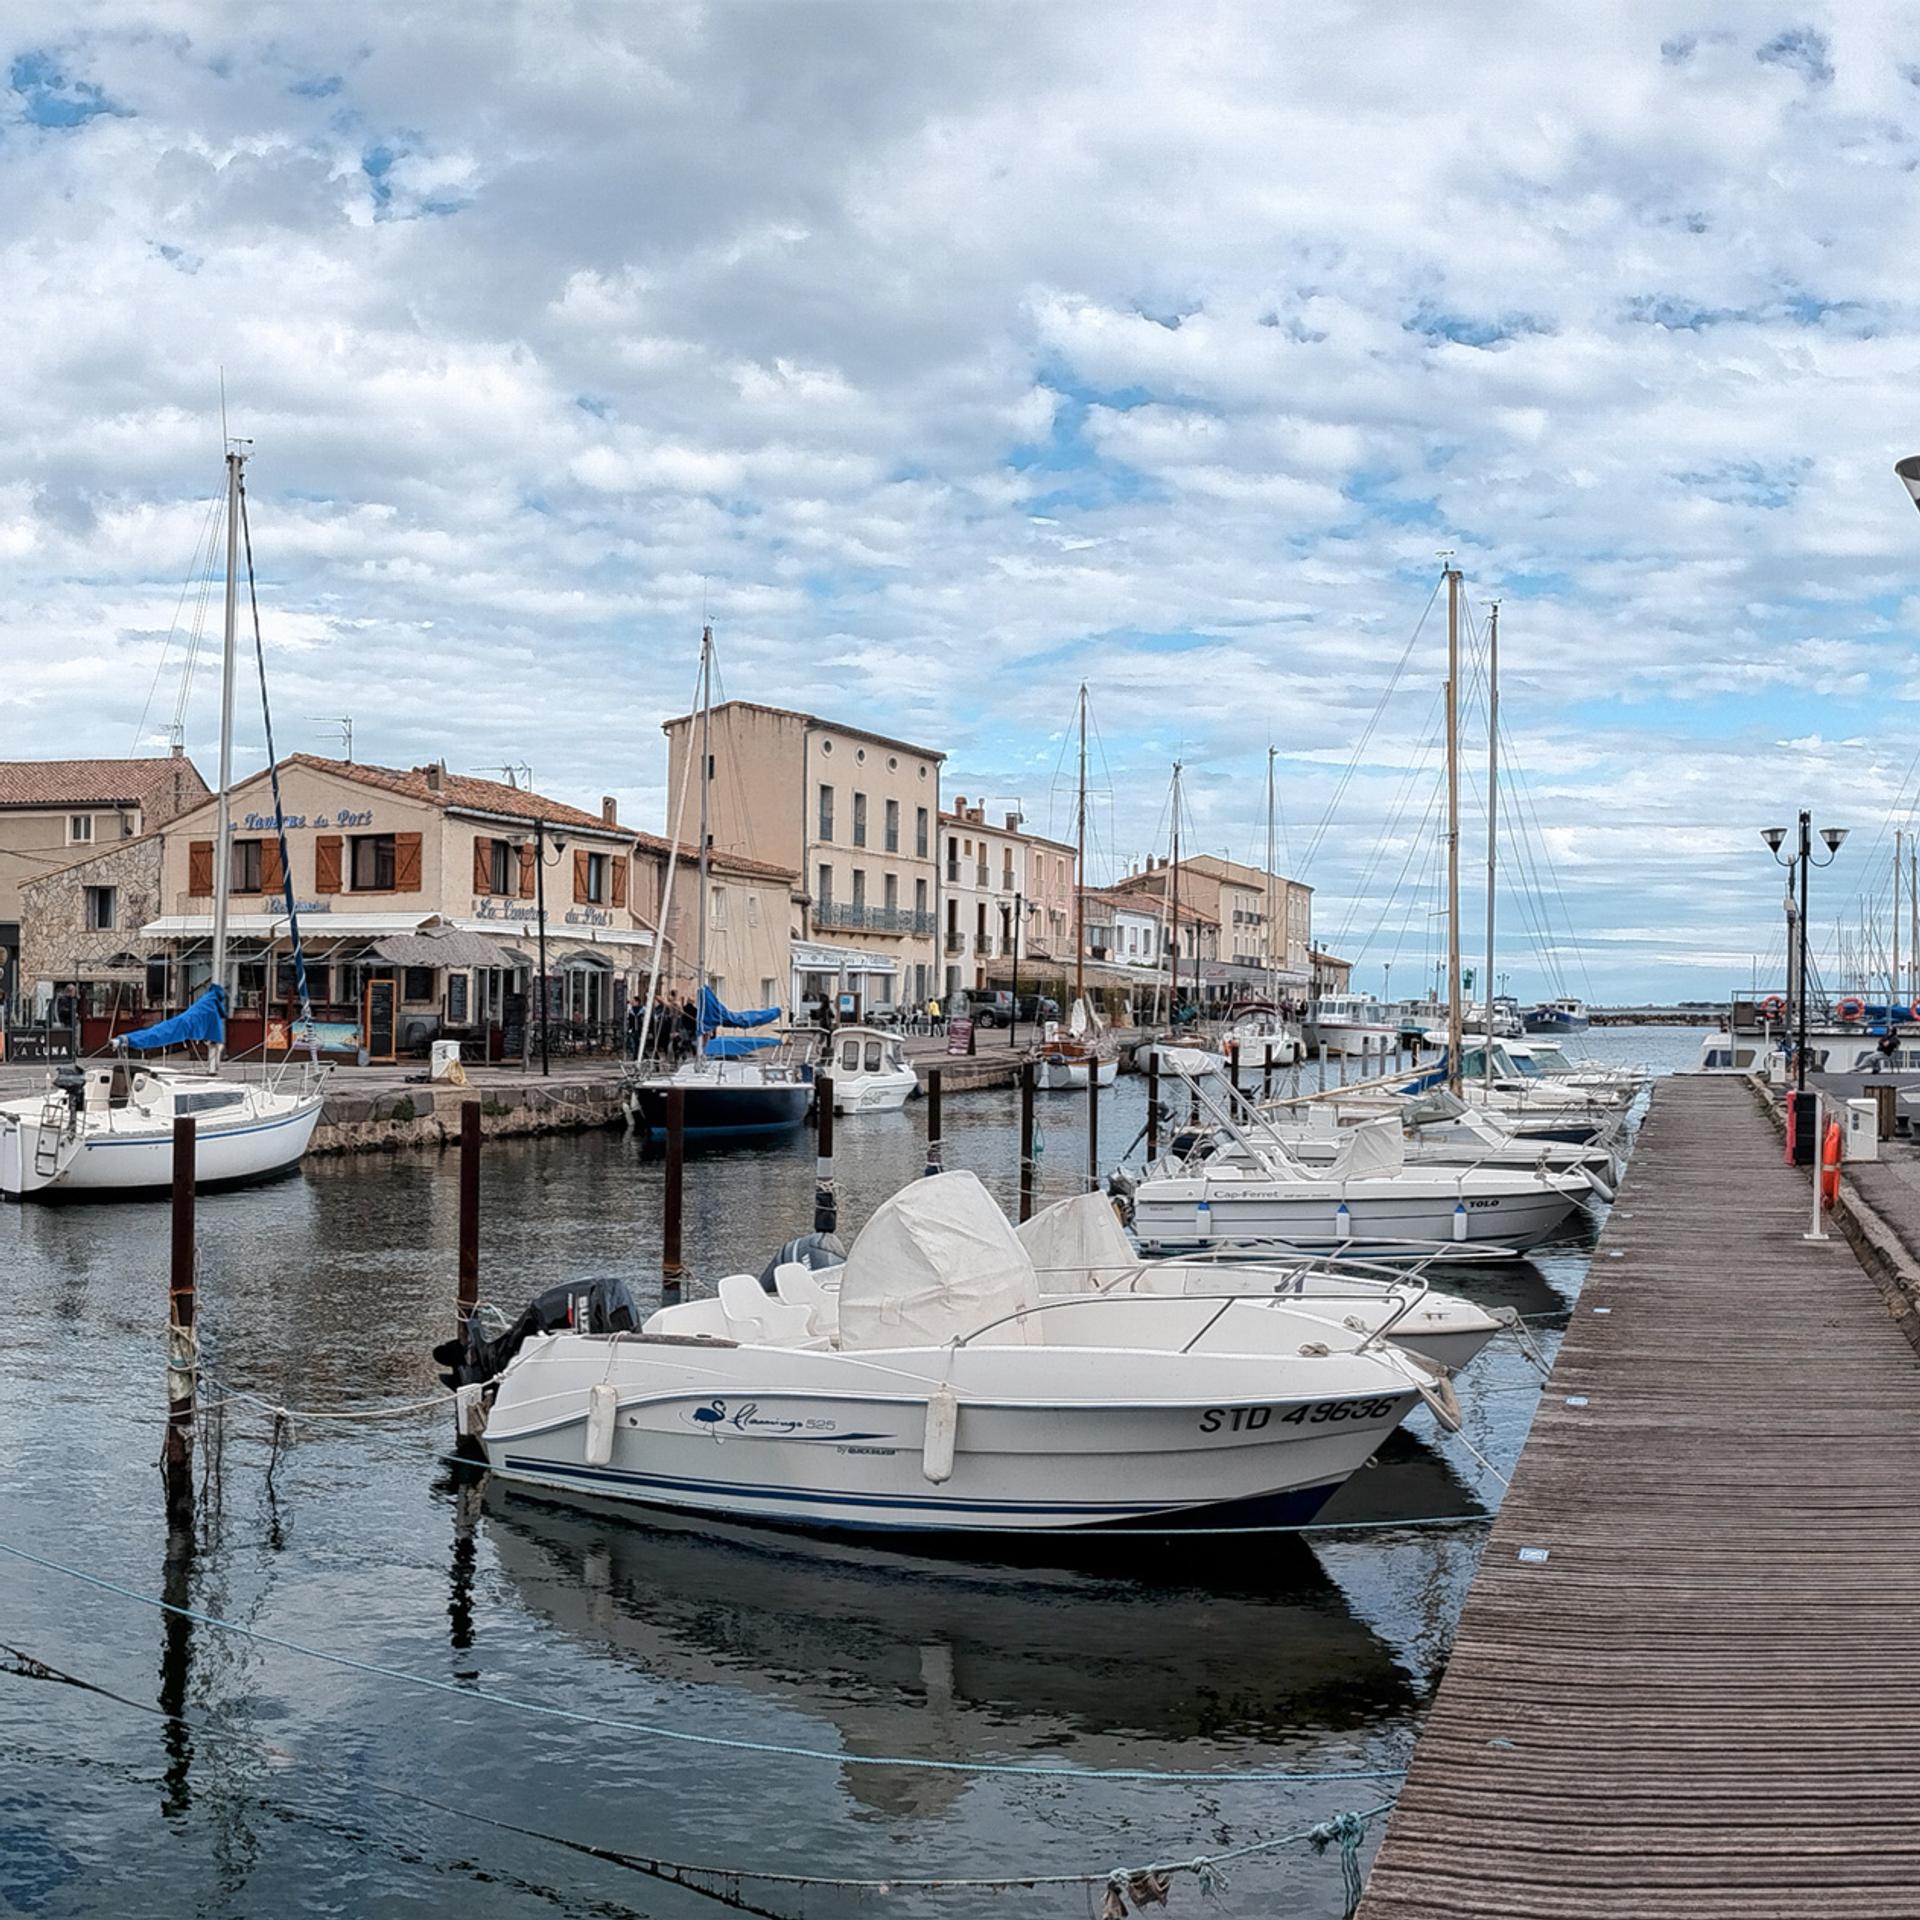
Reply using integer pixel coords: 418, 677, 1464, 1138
312, 1079, 625, 1155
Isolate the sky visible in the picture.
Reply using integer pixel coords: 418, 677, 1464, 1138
4, 3, 1920, 1002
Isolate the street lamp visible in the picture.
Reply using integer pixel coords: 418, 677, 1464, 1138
1896, 455, 1920, 512
1763, 810, 1846, 1101
516, 822, 568, 1077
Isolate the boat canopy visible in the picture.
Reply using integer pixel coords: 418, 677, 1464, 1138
701, 1033, 780, 1058
1015, 1191, 1138, 1294
120, 984, 226, 1052
699, 985, 780, 1035
1317, 1116, 1406, 1181
838, 1170, 1042, 1351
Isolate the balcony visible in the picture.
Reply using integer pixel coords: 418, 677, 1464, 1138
816, 902, 938, 937
944, 930, 965, 955
977, 936, 995, 959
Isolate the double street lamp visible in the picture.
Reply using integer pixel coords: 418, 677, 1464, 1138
1762, 812, 1846, 1095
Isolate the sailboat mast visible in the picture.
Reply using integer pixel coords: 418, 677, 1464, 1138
1895, 830, 1903, 1018
1169, 763, 1182, 1016
208, 447, 243, 1072
1266, 746, 1278, 1011
695, 624, 713, 1009
1074, 682, 1087, 1004
1483, 601, 1499, 1094
1445, 564, 1463, 1094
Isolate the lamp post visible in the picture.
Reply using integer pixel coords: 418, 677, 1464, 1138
1763, 812, 1846, 1095
524, 820, 569, 1079
1008, 890, 1024, 1049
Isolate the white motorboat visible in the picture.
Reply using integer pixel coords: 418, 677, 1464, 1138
1523, 996, 1590, 1035
820, 1025, 918, 1113
1221, 1004, 1304, 1069
1035, 998, 1119, 1090
460, 1170, 1447, 1534
1305, 993, 1401, 1059
0, 1056, 322, 1198
1121, 1114, 1590, 1254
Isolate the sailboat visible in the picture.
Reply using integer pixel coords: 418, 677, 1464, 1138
1034, 683, 1118, 1091
0, 446, 325, 1198
624, 625, 812, 1141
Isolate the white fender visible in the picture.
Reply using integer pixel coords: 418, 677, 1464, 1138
922, 1385, 958, 1484
585, 1381, 618, 1466
455, 1382, 489, 1438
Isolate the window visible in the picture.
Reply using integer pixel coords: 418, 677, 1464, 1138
852, 792, 868, 848
916, 807, 929, 857
818, 784, 834, 841
946, 836, 960, 882
883, 873, 898, 911
84, 885, 116, 931
816, 863, 833, 908
710, 884, 727, 926
761, 978, 778, 1006
585, 853, 609, 904
884, 798, 899, 852
1002, 853, 1013, 888
67, 815, 93, 845
230, 838, 264, 892
851, 868, 867, 909
350, 834, 396, 890
402, 966, 436, 1004
914, 877, 927, 914
746, 893, 760, 926
488, 839, 514, 895
275, 957, 330, 1003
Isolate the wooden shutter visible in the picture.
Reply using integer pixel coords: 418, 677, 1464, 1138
315, 835, 343, 894
611, 854, 628, 908
394, 832, 423, 892
188, 839, 213, 897
573, 848, 590, 903
518, 844, 536, 897
472, 837, 492, 892
261, 839, 285, 894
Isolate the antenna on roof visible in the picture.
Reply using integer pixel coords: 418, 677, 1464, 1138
309, 716, 353, 762
489, 762, 532, 790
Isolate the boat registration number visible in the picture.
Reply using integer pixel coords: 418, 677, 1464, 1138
1199, 1397, 1400, 1433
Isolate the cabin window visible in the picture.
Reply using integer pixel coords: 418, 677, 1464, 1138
865, 1039, 882, 1071
230, 838, 264, 892
350, 834, 396, 890
84, 885, 116, 931
841, 1037, 861, 1071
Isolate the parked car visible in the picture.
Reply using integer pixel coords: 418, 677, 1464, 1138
959, 989, 1061, 1029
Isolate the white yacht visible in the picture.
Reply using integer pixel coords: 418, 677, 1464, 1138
820, 1025, 919, 1112
1306, 993, 1401, 1059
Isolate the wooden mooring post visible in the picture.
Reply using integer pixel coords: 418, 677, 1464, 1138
813, 1075, 837, 1236
1018, 1058, 1036, 1223
1085, 1066, 1099, 1191
924, 1066, 943, 1176
662, 1087, 685, 1287
164, 1116, 197, 1528
1262, 1042, 1274, 1100
1146, 1051, 1160, 1160
456, 1100, 481, 1336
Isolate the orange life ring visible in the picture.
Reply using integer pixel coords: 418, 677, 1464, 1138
1821, 1119, 1843, 1208
1760, 996, 1787, 1021
1837, 997, 1865, 1023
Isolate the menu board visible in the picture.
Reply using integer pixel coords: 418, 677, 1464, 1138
363, 977, 398, 1061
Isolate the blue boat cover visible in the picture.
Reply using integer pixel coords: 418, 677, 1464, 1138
702, 1033, 781, 1057
122, 984, 227, 1052
699, 985, 780, 1036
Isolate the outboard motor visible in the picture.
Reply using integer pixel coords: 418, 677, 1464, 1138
53, 1062, 86, 1120
757, 1230, 847, 1293
433, 1274, 640, 1390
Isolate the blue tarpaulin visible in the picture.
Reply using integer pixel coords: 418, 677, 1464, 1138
698, 985, 781, 1036
702, 1033, 781, 1057
122, 985, 227, 1052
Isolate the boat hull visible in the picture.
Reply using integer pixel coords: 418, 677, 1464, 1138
1036, 1055, 1119, 1091
0, 1093, 323, 1199
832, 1071, 918, 1114
1130, 1180, 1582, 1253
634, 1081, 811, 1140
1305, 1022, 1401, 1057
1523, 1009, 1590, 1034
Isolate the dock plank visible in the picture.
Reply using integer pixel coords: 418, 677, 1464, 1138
1355, 1076, 1920, 1919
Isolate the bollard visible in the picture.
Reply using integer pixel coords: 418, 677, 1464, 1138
1146, 1051, 1160, 1160
1086, 1066, 1100, 1192
662, 1087, 686, 1285
814, 1074, 838, 1236
1263, 1042, 1274, 1101
925, 1067, 944, 1176
1805, 1089, 1830, 1243
457, 1100, 481, 1338
1319, 1042, 1329, 1092
165, 1116, 197, 1529
1019, 1058, 1037, 1223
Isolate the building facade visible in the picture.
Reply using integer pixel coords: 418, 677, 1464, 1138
0, 754, 209, 1017
937, 796, 1076, 996
663, 701, 943, 1016
1109, 853, 1312, 990
631, 833, 798, 1017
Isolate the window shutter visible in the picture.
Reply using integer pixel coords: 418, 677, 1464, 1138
472, 837, 492, 892
188, 840, 213, 897
518, 844, 536, 897
573, 848, 590, 904
315, 835, 343, 894
261, 839, 285, 894
394, 832, 423, 892
611, 855, 628, 908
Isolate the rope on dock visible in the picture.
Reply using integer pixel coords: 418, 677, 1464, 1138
0, 1636, 1388, 1915
0, 1538, 1411, 1787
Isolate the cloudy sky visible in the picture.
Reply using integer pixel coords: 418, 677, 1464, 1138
5, 2, 1920, 1000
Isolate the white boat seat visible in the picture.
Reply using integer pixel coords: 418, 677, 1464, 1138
717, 1271, 815, 1346
772, 1263, 840, 1339
643, 1297, 730, 1339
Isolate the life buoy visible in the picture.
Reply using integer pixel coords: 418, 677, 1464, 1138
1821, 1119, 1843, 1208
1838, 997, 1865, 1023
1760, 996, 1787, 1022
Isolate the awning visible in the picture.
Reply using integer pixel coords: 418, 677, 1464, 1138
448, 918, 653, 950
142, 912, 437, 939
369, 928, 528, 970
792, 941, 898, 976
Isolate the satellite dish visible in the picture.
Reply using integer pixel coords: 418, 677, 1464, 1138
1897, 456, 1920, 511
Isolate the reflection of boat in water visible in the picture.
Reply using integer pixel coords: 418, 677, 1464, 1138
480, 1482, 1417, 1815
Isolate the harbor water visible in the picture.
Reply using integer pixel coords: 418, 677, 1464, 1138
0, 1029, 1698, 1918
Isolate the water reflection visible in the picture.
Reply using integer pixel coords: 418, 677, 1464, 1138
481, 1484, 1417, 1817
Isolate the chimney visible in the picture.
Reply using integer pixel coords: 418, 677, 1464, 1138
1005, 812, 1020, 831
601, 795, 618, 826
425, 761, 444, 794
953, 794, 966, 811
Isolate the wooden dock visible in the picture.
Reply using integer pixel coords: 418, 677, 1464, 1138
1356, 1074, 1920, 1918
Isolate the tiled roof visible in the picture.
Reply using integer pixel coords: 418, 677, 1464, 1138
0, 755, 210, 821
280, 756, 623, 835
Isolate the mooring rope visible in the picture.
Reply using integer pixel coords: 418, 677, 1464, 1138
0, 1540, 1409, 1787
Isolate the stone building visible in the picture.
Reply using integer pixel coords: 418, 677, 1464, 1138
936, 795, 1076, 996
631, 832, 799, 1017
662, 701, 943, 1017
1108, 852, 1312, 992
16, 829, 171, 1047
